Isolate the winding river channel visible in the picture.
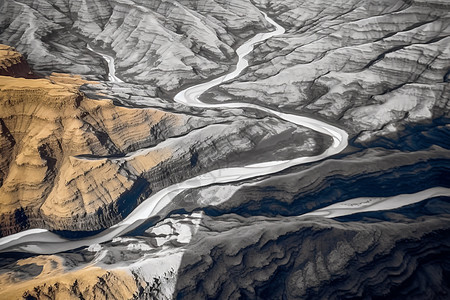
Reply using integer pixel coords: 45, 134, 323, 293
1, 12, 449, 254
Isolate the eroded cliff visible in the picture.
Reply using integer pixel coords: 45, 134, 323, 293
0, 70, 201, 235
0, 0, 449, 298
0, 44, 330, 236
202, 0, 450, 143
0, 0, 273, 92
0, 44, 35, 78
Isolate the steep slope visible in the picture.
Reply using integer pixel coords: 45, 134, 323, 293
174, 213, 450, 299
2, 208, 449, 299
0, 44, 35, 78
0, 0, 449, 298
0, 0, 272, 92
166, 145, 450, 218
0, 45, 330, 236
0, 71, 203, 235
202, 0, 450, 143
0, 255, 138, 299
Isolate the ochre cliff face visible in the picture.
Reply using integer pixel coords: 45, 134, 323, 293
0, 45, 329, 236
0, 48, 201, 235
0, 44, 35, 78
0, 72, 185, 235
1, 0, 448, 298
0, 255, 138, 299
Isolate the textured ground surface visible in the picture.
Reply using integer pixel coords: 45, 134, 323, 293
0, 0, 449, 299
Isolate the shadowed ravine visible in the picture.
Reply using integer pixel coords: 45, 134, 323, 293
0, 10, 448, 259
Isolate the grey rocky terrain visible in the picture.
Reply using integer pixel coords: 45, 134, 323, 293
0, 0, 272, 92
202, 0, 450, 142
0, 0, 449, 299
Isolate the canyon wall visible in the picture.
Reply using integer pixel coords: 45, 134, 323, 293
0, 0, 449, 298
0, 0, 273, 92
0, 45, 329, 236
202, 0, 450, 142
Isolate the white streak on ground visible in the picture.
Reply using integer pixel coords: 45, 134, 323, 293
87, 45, 123, 83
0, 13, 444, 255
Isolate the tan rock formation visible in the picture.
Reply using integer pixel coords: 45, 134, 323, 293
0, 0, 449, 297
0, 255, 137, 299
0, 68, 199, 235
0, 44, 34, 78
0, 45, 329, 235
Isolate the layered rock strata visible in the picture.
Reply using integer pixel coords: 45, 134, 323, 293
0, 255, 138, 299
0, 44, 35, 78
167, 145, 450, 217
2, 207, 449, 299
173, 213, 450, 299
202, 0, 450, 142
0, 46, 329, 236
0, 0, 273, 92
0, 0, 449, 298
0, 71, 202, 235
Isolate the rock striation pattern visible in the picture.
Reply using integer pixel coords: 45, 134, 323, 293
169, 145, 450, 217
0, 0, 273, 92
174, 213, 450, 299
0, 46, 329, 236
0, 71, 200, 235
4, 206, 448, 299
203, 0, 450, 142
0, 0, 449, 298
0, 44, 35, 78
0, 254, 139, 299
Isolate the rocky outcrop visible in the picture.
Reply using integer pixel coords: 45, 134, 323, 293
0, 45, 35, 78
0, 0, 449, 298
166, 145, 450, 217
174, 213, 450, 299
1, 206, 449, 299
0, 51, 329, 236
0, 69, 195, 235
0, 0, 273, 92
0, 72, 198, 235
202, 0, 450, 142
0, 255, 138, 299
